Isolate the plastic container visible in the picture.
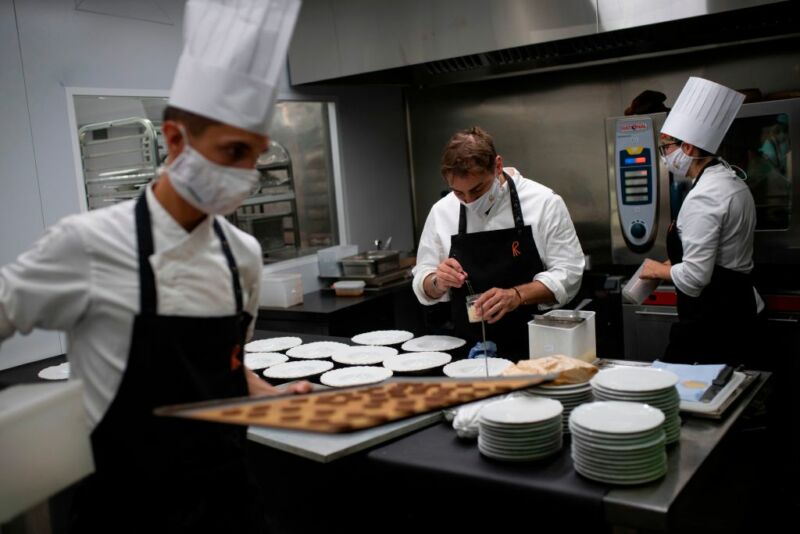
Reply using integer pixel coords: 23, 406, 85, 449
317, 244, 358, 277
622, 261, 660, 304
332, 280, 365, 297
528, 309, 596, 362
465, 293, 483, 323
260, 273, 303, 308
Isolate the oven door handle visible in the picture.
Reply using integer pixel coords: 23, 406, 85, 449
634, 310, 679, 318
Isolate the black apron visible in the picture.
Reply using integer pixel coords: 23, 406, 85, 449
70, 194, 267, 533
663, 162, 757, 365
448, 174, 544, 360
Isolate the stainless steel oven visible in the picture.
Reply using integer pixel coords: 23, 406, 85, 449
608, 98, 800, 265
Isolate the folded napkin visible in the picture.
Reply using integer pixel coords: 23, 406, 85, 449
651, 360, 726, 402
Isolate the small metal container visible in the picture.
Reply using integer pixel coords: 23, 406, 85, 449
340, 250, 400, 277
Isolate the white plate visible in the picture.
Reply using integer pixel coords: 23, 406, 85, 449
351, 330, 415, 346
332, 345, 398, 366
245, 337, 302, 353
262, 360, 333, 380
286, 341, 350, 359
537, 382, 593, 391
591, 367, 678, 393
480, 397, 563, 425
320, 366, 393, 388
443, 357, 513, 378
569, 401, 665, 434
382, 352, 452, 372
244, 352, 288, 370
37, 362, 70, 380
400, 335, 466, 352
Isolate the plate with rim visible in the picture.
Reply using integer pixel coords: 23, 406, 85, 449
245, 337, 302, 353
286, 341, 350, 359
443, 357, 513, 378
382, 352, 452, 373
38, 362, 70, 380
591, 367, 678, 393
480, 397, 563, 425
570, 401, 665, 434
262, 360, 333, 380
351, 330, 415, 346
400, 335, 466, 352
320, 366, 393, 388
244, 352, 288, 370
332, 345, 398, 366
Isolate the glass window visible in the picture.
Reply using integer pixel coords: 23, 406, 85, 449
718, 113, 792, 231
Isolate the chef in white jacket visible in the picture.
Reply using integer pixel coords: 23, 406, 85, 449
413, 126, 584, 360
641, 77, 762, 365
0, 1, 306, 532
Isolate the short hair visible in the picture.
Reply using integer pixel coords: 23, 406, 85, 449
440, 126, 497, 178
162, 106, 222, 136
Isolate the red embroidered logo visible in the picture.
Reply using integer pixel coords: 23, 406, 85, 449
230, 344, 242, 371
511, 241, 521, 257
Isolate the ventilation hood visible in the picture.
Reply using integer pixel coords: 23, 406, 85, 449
288, 0, 797, 86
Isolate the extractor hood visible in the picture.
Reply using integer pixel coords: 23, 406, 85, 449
288, 0, 797, 86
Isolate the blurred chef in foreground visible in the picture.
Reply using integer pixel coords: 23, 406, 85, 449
640, 77, 762, 365
412, 127, 585, 359
0, 0, 307, 531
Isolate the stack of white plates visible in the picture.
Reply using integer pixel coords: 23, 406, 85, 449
524, 382, 593, 434
478, 397, 563, 462
590, 367, 681, 444
569, 401, 668, 485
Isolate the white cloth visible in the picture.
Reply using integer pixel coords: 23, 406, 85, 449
412, 168, 584, 307
169, 0, 302, 134
670, 164, 762, 310
0, 184, 262, 428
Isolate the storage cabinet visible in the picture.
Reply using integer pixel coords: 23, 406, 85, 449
622, 303, 678, 361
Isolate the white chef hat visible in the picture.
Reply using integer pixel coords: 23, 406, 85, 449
168, 0, 302, 135
661, 77, 745, 154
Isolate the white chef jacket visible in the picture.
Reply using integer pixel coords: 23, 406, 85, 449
0, 183, 262, 428
670, 163, 762, 308
412, 167, 584, 307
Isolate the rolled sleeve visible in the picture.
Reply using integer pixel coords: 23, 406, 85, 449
670, 195, 721, 297
0, 219, 91, 340
411, 209, 450, 305
534, 195, 585, 306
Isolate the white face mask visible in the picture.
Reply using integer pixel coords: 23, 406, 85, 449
661, 146, 695, 177
163, 128, 260, 215
461, 175, 501, 216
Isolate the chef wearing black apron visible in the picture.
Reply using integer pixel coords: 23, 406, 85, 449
662, 161, 757, 364
449, 174, 544, 357
640, 77, 760, 365
70, 195, 266, 533
412, 127, 585, 361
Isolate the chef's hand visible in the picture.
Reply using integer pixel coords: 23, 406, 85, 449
474, 287, 520, 324
435, 258, 467, 290
640, 259, 672, 281
246, 368, 312, 396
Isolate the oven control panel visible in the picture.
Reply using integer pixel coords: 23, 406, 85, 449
614, 117, 658, 252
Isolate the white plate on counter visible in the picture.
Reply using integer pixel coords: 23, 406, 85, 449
570, 401, 665, 434
480, 397, 563, 426
332, 345, 398, 366
37, 362, 70, 380
286, 342, 350, 359
263, 360, 334, 380
400, 335, 466, 352
591, 367, 679, 393
442, 357, 513, 378
351, 330, 415, 346
320, 366, 393, 388
382, 352, 452, 373
244, 352, 288, 370
245, 337, 302, 353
